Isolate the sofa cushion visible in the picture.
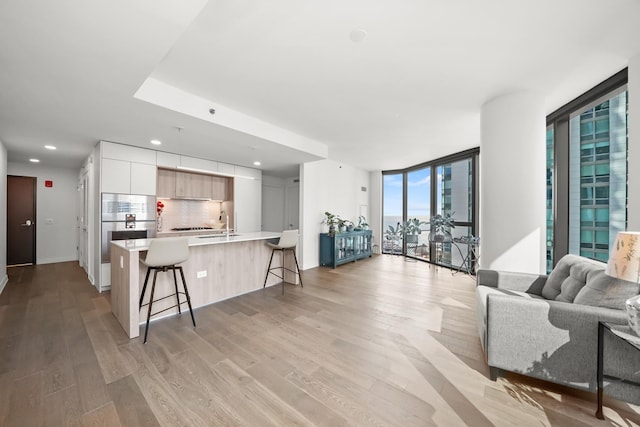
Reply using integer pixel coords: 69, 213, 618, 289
542, 254, 605, 302
573, 270, 640, 310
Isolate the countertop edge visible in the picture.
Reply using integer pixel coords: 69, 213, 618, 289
110, 231, 282, 252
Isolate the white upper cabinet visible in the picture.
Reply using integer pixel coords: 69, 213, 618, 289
180, 155, 218, 173
101, 158, 131, 194
156, 152, 180, 168
234, 165, 262, 180
130, 163, 157, 195
101, 141, 156, 165
218, 162, 235, 175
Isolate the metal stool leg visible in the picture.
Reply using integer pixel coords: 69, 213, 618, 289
178, 266, 196, 327
172, 266, 182, 315
139, 267, 151, 308
281, 249, 285, 295
291, 249, 303, 287
263, 249, 275, 288
144, 268, 159, 344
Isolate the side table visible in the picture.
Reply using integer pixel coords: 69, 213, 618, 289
596, 321, 640, 419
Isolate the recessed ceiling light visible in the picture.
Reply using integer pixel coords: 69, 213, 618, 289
253, 161, 261, 166
44, 145, 56, 150
29, 158, 40, 163
350, 28, 367, 43
150, 139, 162, 146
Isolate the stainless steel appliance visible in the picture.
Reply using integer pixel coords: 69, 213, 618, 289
101, 193, 156, 262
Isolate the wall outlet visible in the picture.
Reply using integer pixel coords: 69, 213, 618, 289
196, 270, 207, 279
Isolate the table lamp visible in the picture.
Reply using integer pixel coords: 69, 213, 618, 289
606, 231, 640, 335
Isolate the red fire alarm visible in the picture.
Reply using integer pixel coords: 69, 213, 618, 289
45, 180, 53, 188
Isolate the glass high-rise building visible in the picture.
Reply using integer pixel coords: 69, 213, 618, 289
566, 91, 628, 262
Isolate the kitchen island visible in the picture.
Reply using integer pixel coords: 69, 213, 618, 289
110, 232, 294, 339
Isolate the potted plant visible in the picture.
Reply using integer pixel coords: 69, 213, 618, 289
322, 211, 340, 236
355, 216, 369, 231
427, 212, 456, 242
384, 222, 403, 254
337, 218, 349, 233
400, 218, 427, 244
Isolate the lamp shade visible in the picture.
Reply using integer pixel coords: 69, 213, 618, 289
606, 231, 640, 282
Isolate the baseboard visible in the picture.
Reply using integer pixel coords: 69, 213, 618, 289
0, 274, 8, 295
37, 256, 79, 265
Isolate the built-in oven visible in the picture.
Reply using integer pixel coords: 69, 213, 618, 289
101, 193, 157, 262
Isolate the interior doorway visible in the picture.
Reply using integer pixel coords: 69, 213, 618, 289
7, 175, 36, 266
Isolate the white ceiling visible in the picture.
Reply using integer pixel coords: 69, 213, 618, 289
2, 0, 640, 176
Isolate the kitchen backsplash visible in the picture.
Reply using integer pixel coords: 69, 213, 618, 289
157, 199, 224, 229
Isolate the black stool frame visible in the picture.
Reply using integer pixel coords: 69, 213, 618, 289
139, 264, 196, 343
263, 247, 303, 295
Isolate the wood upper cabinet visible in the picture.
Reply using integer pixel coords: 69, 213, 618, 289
211, 176, 228, 201
157, 167, 231, 200
175, 171, 212, 199
157, 169, 176, 198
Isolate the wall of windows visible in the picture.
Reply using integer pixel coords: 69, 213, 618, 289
382, 148, 479, 269
546, 70, 628, 268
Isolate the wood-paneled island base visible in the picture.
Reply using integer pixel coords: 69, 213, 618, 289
110, 232, 297, 338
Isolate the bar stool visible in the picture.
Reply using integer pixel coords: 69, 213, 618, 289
139, 237, 195, 343
263, 230, 303, 294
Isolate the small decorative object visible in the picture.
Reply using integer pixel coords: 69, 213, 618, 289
628, 296, 640, 336
156, 200, 165, 232
321, 211, 340, 236
355, 215, 369, 231
606, 231, 640, 336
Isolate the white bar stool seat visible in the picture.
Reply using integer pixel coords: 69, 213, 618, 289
139, 237, 195, 343
263, 230, 303, 294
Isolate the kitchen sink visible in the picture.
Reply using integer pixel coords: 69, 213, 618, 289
197, 234, 239, 239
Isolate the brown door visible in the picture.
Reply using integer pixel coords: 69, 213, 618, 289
7, 176, 36, 266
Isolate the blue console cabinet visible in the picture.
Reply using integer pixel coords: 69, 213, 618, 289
319, 230, 373, 268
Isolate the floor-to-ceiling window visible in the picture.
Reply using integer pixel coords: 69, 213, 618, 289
382, 148, 479, 269
546, 126, 554, 272
547, 69, 628, 266
436, 158, 474, 266
406, 168, 430, 259
382, 173, 403, 254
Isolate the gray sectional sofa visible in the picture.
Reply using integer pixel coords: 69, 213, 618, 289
476, 254, 640, 405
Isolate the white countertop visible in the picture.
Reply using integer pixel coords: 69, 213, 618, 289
111, 231, 281, 252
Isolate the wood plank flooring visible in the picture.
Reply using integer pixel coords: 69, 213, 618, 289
1, 257, 639, 426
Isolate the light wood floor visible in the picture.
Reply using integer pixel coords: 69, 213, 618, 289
1, 256, 638, 426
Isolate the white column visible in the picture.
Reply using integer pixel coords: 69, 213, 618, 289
480, 91, 546, 273
628, 54, 640, 231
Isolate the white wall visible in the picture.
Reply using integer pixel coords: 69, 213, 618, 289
0, 141, 7, 293
480, 91, 547, 274
628, 54, 640, 231
7, 162, 79, 264
300, 159, 370, 269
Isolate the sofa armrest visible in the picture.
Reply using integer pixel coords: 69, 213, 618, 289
486, 293, 627, 391
477, 269, 548, 294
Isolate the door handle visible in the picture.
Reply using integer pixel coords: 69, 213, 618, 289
21, 220, 32, 226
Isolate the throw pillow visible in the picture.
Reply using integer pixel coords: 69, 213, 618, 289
574, 270, 640, 310
542, 254, 605, 302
